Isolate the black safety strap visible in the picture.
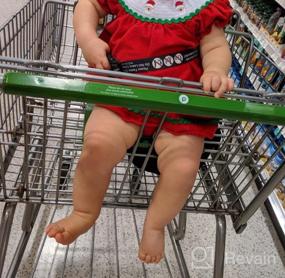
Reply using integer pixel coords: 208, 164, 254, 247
107, 48, 199, 73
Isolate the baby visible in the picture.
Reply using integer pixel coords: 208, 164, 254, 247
46, 0, 234, 264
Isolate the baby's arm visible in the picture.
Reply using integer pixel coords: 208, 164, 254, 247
73, 0, 110, 69
200, 25, 234, 97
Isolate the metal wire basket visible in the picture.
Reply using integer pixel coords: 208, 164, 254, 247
0, 1, 285, 277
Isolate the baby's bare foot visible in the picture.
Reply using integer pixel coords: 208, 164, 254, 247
45, 211, 95, 245
138, 226, 165, 264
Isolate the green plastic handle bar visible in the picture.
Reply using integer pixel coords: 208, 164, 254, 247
2, 72, 285, 125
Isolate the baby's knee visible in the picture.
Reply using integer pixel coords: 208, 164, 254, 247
82, 131, 126, 163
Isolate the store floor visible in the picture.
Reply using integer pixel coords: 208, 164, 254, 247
0, 0, 28, 25
1, 191, 285, 278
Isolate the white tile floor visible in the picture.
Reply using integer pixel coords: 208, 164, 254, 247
0, 0, 28, 25
0, 1, 285, 277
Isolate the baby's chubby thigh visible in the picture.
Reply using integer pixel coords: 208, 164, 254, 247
154, 130, 204, 181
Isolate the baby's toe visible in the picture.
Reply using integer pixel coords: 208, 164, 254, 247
144, 255, 152, 264
45, 225, 52, 234
139, 252, 146, 262
45, 223, 56, 235
55, 231, 75, 245
151, 256, 158, 263
154, 256, 161, 264
54, 232, 63, 242
46, 223, 64, 237
55, 231, 67, 244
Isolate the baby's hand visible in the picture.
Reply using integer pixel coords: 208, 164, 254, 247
81, 37, 111, 70
200, 70, 234, 98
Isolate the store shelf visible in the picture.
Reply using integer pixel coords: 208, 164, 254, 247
269, 190, 285, 230
254, 160, 285, 249
275, 0, 285, 9
230, 0, 285, 73
233, 54, 263, 91
267, 190, 285, 248
241, 120, 285, 248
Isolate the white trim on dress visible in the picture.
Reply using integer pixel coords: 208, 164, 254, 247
123, 0, 210, 19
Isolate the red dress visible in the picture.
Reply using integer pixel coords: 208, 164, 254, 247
97, 0, 232, 138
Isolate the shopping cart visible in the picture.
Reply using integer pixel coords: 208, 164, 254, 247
1, 0, 285, 277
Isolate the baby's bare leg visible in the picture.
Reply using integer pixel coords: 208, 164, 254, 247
139, 131, 204, 263
46, 106, 139, 244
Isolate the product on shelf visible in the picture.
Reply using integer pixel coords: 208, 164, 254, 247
255, 56, 266, 72
278, 24, 285, 44
267, 7, 282, 34
272, 16, 285, 39
234, 0, 285, 62
244, 46, 285, 91
272, 73, 285, 91
230, 6, 285, 92
238, 0, 282, 28
276, 187, 285, 209
265, 65, 277, 83
282, 45, 285, 58
260, 60, 270, 77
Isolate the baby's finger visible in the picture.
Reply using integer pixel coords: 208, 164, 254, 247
227, 78, 234, 91
95, 62, 104, 69
211, 75, 221, 92
214, 77, 228, 98
101, 57, 111, 70
104, 42, 111, 53
201, 76, 211, 92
